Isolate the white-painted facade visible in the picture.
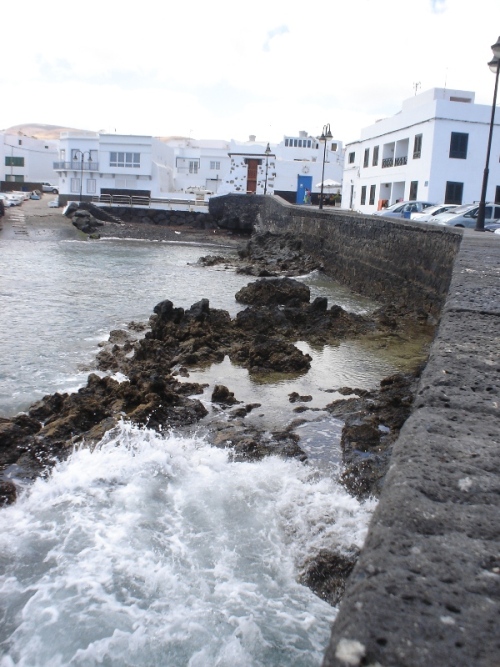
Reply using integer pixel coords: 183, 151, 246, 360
218, 132, 344, 203
1, 132, 58, 185
341, 88, 500, 214
54, 133, 162, 199
54, 131, 344, 204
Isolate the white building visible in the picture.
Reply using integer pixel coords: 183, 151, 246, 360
1, 132, 58, 185
54, 133, 165, 200
219, 131, 344, 204
54, 130, 344, 204
342, 88, 500, 214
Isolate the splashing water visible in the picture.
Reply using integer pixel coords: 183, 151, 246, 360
0, 422, 375, 667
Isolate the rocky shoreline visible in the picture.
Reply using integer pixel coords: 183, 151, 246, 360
0, 217, 434, 607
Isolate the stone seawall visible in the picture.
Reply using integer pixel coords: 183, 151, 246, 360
210, 195, 462, 317
210, 195, 500, 667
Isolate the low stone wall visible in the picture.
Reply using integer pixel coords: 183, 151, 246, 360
210, 195, 500, 666
210, 194, 462, 317
97, 206, 216, 229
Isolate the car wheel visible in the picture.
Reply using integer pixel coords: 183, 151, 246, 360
455, 224, 465, 228
52, 189, 59, 194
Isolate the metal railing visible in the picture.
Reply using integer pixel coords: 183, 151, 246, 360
54, 161, 99, 171
381, 156, 408, 168
91, 194, 209, 208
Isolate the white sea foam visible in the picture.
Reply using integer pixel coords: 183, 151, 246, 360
0, 422, 375, 667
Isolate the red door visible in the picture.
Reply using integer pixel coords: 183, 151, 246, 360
246, 159, 259, 193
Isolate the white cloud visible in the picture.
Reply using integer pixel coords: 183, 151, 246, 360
3, 0, 500, 144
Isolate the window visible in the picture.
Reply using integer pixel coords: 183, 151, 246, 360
71, 178, 81, 193
360, 186, 367, 205
413, 134, 422, 159
363, 148, 370, 168
110, 152, 140, 168
495, 185, 500, 204
5, 175, 24, 182
210, 161, 221, 170
348, 152, 355, 164
449, 132, 468, 159
189, 160, 199, 174
445, 181, 463, 204
409, 181, 418, 200
331, 142, 338, 151
369, 184, 376, 205
372, 146, 379, 166
86, 179, 96, 194
18, 139, 22, 146
5, 156, 24, 167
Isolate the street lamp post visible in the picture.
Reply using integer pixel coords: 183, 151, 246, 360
319, 124, 332, 210
476, 36, 500, 231
73, 150, 92, 204
264, 143, 271, 195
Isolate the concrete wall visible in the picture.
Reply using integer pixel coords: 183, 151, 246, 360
210, 194, 462, 317
209, 194, 500, 666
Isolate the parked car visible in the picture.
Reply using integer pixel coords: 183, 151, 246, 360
11, 191, 31, 201
432, 203, 500, 228
0, 194, 13, 208
485, 221, 500, 232
411, 204, 459, 222
0, 193, 22, 206
42, 183, 59, 194
373, 201, 436, 218
6, 193, 24, 206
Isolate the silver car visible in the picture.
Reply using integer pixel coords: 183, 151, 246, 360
411, 204, 459, 222
432, 203, 500, 228
373, 201, 436, 219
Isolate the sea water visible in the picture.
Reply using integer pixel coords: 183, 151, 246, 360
0, 217, 396, 665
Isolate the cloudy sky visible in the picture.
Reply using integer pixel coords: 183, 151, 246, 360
2, 0, 499, 144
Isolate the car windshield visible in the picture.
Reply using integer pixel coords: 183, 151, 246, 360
448, 205, 476, 215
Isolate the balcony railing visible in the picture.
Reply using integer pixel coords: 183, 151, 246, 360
381, 156, 408, 168
53, 161, 99, 171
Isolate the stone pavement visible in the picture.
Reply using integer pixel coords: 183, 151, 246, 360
323, 230, 500, 667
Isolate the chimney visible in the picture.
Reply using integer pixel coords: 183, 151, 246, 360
249, 135, 256, 142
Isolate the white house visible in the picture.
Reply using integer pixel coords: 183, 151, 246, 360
219, 131, 344, 204
54, 130, 344, 204
341, 88, 500, 214
1, 132, 58, 186
54, 133, 164, 200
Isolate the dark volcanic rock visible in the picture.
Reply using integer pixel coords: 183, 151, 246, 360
326, 372, 421, 499
235, 277, 311, 307
231, 336, 312, 374
212, 384, 241, 406
299, 549, 360, 606
236, 231, 323, 276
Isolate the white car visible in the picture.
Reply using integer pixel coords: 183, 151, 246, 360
42, 183, 59, 194
6, 193, 24, 206
411, 204, 459, 222
0, 194, 13, 207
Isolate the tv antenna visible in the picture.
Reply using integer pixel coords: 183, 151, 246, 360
413, 81, 421, 96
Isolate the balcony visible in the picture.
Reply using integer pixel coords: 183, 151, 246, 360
381, 156, 408, 168
53, 161, 99, 171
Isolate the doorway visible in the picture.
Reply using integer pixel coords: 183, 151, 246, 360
296, 175, 312, 204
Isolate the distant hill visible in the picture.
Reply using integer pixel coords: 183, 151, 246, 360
3, 123, 193, 143
2, 123, 90, 140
